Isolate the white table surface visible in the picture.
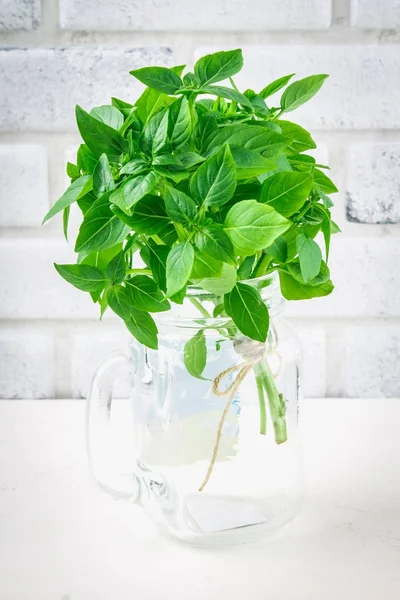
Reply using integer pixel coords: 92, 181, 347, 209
0, 398, 399, 600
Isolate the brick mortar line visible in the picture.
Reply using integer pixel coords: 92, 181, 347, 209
0, 29, 400, 47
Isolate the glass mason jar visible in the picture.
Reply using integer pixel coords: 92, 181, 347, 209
87, 273, 303, 546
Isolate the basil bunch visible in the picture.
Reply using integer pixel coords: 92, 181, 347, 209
44, 49, 339, 361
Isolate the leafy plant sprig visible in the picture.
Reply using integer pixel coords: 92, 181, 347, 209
44, 49, 339, 445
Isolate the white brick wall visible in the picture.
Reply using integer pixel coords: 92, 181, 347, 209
0, 0, 40, 30
0, 1, 399, 399
59, 0, 332, 31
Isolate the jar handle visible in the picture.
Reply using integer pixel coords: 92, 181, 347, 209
86, 350, 142, 502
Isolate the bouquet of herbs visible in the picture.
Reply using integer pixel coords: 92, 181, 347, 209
44, 48, 339, 450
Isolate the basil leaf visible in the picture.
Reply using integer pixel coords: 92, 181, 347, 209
125, 275, 170, 312
277, 120, 316, 154
140, 109, 169, 156
168, 96, 192, 149
260, 171, 313, 217
77, 144, 97, 173
195, 263, 237, 295
75, 105, 127, 161
184, 331, 207, 379
195, 225, 236, 265
90, 105, 124, 131
111, 97, 133, 116
93, 154, 115, 198
190, 145, 236, 207
142, 241, 170, 291
42, 175, 92, 223
280, 74, 328, 113
175, 151, 205, 169
237, 255, 256, 279
164, 187, 196, 224
285, 260, 330, 287
166, 241, 194, 297
279, 270, 334, 300
296, 233, 322, 283
201, 85, 253, 109
54, 263, 106, 292
66, 162, 80, 180
224, 283, 270, 343
134, 86, 175, 125
75, 193, 130, 254
120, 158, 148, 176
195, 114, 218, 154
106, 251, 126, 284
110, 172, 159, 213
229, 147, 276, 180
63, 206, 70, 241
205, 124, 289, 157
265, 236, 288, 263
313, 169, 338, 194
260, 74, 295, 99
107, 286, 158, 349
111, 195, 168, 234
130, 66, 183, 94
194, 49, 243, 86
225, 200, 290, 256
191, 253, 223, 279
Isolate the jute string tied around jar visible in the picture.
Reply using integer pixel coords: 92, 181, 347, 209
198, 339, 269, 492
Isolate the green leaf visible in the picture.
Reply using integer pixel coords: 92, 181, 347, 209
265, 236, 287, 263
142, 241, 170, 291
195, 263, 237, 295
280, 74, 328, 113
75, 105, 127, 162
224, 283, 269, 342
120, 158, 148, 176
141, 109, 169, 156
90, 105, 124, 130
195, 225, 236, 265
229, 147, 276, 180
277, 120, 316, 154
111, 194, 169, 234
166, 241, 194, 297
279, 270, 334, 300
201, 85, 253, 109
260, 171, 313, 217
107, 286, 158, 349
110, 172, 159, 213
174, 151, 205, 169
285, 259, 330, 287
184, 331, 207, 379
75, 192, 130, 254
62, 206, 70, 241
130, 66, 183, 94
225, 200, 290, 256
66, 162, 80, 180
313, 169, 338, 194
168, 96, 192, 149
194, 49, 243, 86
237, 255, 256, 279
106, 251, 126, 284
153, 166, 191, 184
296, 233, 322, 283
164, 187, 196, 224
77, 144, 97, 173
125, 275, 170, 312
260, 74, 295, 99
111, 97, 133, 116
93, 154, 115, 198
42, 175, 93, 223
134, 86, 175, 125
191, 253, 223, 279
54, 263, 106, 292
190, 145, 236, 207
205, 124, 289, 158
195, 114, 218, 153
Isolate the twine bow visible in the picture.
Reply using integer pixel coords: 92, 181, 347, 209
198, 340, 266, 492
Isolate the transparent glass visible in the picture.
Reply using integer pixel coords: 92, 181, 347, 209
87, 273, 303, 546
